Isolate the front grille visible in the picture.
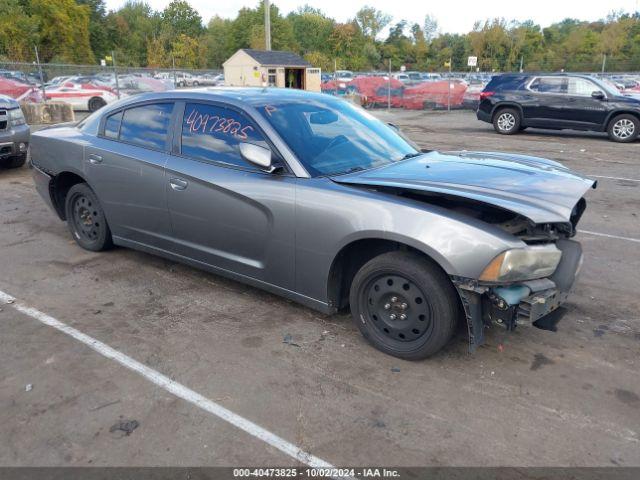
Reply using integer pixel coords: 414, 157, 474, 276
0, 109, 7, 130
0, 145, 11, 155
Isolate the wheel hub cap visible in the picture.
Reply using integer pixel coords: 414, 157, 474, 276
613, 119, 634, 139
498, 113, 515, 131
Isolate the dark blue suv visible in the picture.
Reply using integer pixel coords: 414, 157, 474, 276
477, 73, 640, 142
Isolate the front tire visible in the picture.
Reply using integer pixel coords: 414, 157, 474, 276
349, 251, 459, 360
2, 154, 26, 169
493, 108, 521, 135
65, 183, 113, 251
607, 114, 639, 143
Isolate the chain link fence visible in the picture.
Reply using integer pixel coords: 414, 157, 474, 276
2, 59, 639, 114
0, 60, 223, 105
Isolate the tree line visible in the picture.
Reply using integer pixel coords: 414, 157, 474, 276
1, 0, 639, 72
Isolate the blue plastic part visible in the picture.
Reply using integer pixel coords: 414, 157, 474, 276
492, 285, 531, 306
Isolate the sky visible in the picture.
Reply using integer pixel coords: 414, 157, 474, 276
105, 0, 640, 33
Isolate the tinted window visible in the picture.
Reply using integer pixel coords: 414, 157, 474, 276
119, 103, 174, 150
181, 103, 266, 170
530, 77, 566, 94
103, 111, 122, 139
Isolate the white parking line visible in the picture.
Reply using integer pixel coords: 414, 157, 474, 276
0, 289, 333, 469
590, 175, 640, 183
578, 230, 640, 243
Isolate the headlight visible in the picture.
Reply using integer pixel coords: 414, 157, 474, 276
9, 108, 26, 126
479, 244, 562, 282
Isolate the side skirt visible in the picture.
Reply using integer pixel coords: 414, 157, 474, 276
112, 236, 335, 315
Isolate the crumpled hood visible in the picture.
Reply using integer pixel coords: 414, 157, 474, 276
331, 150, 596, 224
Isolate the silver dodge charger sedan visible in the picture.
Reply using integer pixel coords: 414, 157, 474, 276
30, 88, 596, 359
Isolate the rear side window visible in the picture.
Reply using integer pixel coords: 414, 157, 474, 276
181, 103, 266, 170
529, 77, 566, 94
484, 75, 529, 91
119, 103, 174, 150
103, 111, 122, 139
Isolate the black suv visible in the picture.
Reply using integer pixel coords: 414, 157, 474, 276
477, 73, 640, 142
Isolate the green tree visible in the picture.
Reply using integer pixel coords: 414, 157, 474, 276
78, 0, 111, 60
287, 7, 335, 55
28, 0, 95, 63
161, 0, 203, 38
0, 0, 39, 61
355, 6, 391, 40
204, 15, 234, 68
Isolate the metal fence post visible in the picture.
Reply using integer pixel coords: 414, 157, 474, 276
34, 45, 46, 102
387, 58, 391, 111
112, 50, 120, 99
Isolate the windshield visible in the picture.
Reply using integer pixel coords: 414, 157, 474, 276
592, 77, 621, 97
255, 96, 418, 177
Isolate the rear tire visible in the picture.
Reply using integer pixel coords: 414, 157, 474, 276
493, 107, 521, 135
607, 114, 639, 143
88, 97, 106, 112
65, 183, 113, 251
349, 251, 459, 360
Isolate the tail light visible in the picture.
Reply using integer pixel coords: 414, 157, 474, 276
479, 91, 494, 100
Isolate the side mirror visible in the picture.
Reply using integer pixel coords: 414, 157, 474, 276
239, 143, 274, 172
591, 90, 605, 100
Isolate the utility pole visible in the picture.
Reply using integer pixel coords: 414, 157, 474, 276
519, 56, 524, 73
601, 53, 606, 73
264, 0, 271, 51
34, 45, 46, 102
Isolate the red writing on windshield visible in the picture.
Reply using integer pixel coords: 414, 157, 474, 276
185, 108, 254, 141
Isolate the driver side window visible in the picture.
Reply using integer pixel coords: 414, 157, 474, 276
181, 103, 267, 170
567, 77, 599, 96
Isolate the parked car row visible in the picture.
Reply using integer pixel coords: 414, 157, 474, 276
321, 74, 485, 110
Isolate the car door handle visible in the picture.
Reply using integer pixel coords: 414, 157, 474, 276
88, 154, 103, 164
169, 178, 188, 191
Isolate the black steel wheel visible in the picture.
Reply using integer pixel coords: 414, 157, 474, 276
65, 183, 113, 251
349, 251, 459, 360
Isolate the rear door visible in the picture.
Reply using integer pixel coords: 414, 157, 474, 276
85, 102, 175, 248
164, 101, 296, 289
524, 76, 569, 126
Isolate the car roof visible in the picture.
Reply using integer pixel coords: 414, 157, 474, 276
101, 87, 338, 112
497, 73, 598, 80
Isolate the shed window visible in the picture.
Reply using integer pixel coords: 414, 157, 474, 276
268, 69, 277, 87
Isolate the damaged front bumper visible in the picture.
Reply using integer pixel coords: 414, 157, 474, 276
453, 239, 583, 351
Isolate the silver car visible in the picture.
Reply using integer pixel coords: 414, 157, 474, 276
30, 88, 596, 359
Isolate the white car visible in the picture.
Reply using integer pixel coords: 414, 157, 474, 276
334, 70, 354, 82
44, 82, 119, 112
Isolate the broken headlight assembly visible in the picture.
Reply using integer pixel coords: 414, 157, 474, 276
479, 244, 562, 282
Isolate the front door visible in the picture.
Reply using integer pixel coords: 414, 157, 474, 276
85, 102, 175, 248
562, 76, 609, 128
165, 101, 296, 289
